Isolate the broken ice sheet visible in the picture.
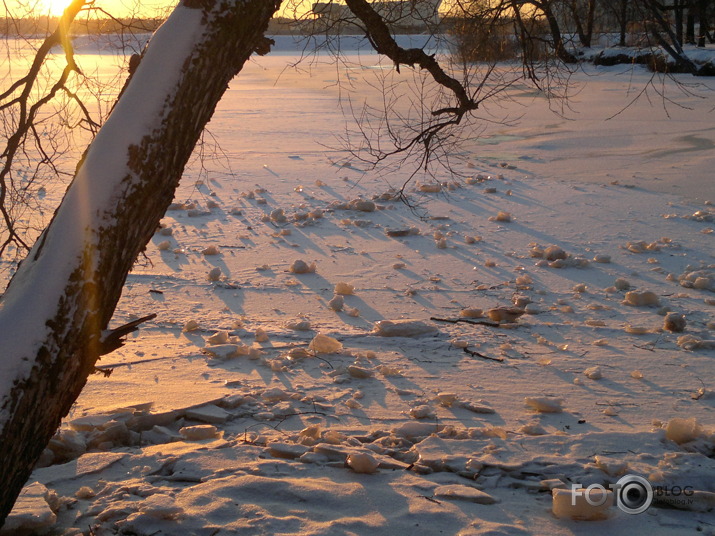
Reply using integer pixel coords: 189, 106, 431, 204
372, 319, 438, 337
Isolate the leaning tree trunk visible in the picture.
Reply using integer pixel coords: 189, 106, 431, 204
0, 0, 280, 525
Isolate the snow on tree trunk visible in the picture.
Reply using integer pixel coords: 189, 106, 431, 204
0, 0, 280, 525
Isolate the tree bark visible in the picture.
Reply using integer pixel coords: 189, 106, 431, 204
585, 0, 596, 47
0, 0, 280, 525
539, 0, 578, 63
686, 1, 696, 43
675, 0, 684, 45
619, 0, 628, 46
569, 0, 589, 47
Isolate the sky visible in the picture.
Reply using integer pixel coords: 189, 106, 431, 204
5, 0, 179, 18
4, 0, 453, 20
4, 0, 317, 18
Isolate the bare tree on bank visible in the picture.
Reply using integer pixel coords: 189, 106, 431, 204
284, 0, 579, 181
0, 0, 169, 260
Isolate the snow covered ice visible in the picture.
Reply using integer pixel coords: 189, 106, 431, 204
2, 31, 715, 536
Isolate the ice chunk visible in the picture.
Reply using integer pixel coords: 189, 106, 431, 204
418, 183, 441, 193
693, 277, 713, 290
552, 488, 613, 520
207, 266, 222, 282
2, 482, 58, 533
206, 330, 229, 345
663, 312, 686, 332
436, 393, 458, 407
544, 245, 567, 261
68, 414, 114, 432
614, 277, 631, 290
137, 494, 184, 520
308, 333, 343, 354
460, 401, 496, 414
409, 405, 435, 419
290, 259, 316, 274
594, 456, 629, 476
347, 365, 374, 378
677, 335, 715, 350
524, 396, 564, 413
486, 307, 524, 323
465, 235, 482, 244
583, 366, 602, 380
377, 365, 402, 376
183, 320, 200, 332
202, 344, 249, 359
519, 423, 547, 435
623, 290, 660, 306
75, 486, 96, 499
285, 318, 312, 331
373, 319, 438, 337
334, 282, 355, 295
261, 387, 290, 401
179, 425, 221, 441
185, 404, 230, 424
490, 211, 511, 222
349, 198, 376, 212
513, 295, 532, 307
665, 417, 703, 444
328, 294, 344, 312
346, 452, 380, 474
268, 442, 310, 460
255, 327, 269, 342
393, 422, 442, 439
270, 208, 287, 223
287, 347, 311, 360
434, 485, 499, 504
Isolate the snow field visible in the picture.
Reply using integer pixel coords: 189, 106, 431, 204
3, 47, 715, 535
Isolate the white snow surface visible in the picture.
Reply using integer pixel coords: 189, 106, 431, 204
1, 37, 715, 535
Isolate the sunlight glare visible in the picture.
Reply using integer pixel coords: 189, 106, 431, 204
37, 0, 71, 17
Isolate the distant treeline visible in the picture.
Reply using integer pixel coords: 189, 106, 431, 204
0, 16, 300, 37
0, 16, 161, 36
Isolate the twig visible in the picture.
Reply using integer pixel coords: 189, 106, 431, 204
240, 408, 329, 442
463, 347, 504, 362
430, 316, 502, 328
99, 313, 157, 355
